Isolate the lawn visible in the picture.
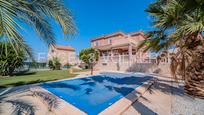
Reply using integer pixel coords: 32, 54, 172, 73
0, 70, 77, 88
72, 68, 91, 72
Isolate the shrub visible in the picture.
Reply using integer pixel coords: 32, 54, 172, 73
48, 60, 54, 70
48, 57, 61, 70
0, 42, 25, 76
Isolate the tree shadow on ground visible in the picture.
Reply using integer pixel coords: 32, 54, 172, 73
0, 86, 60, 115
15, 71, 37, 76
0, 86, 37, 115
145, 78, 184, 97
5, 99, 36, 115
126, 76, 190, 115
131, 101, 158, 115
128, 95, 158, 114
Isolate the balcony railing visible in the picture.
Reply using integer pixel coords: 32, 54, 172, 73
98, 55, 150, 63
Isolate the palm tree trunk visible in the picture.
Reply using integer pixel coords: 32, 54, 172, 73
91, 65, 93, 75
89, 63, 94, 75
185, 48, 204, 99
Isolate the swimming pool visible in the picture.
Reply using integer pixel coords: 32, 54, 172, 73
41, 72, 152, 114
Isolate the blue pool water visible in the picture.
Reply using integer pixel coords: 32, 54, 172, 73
41, 72, 152, 114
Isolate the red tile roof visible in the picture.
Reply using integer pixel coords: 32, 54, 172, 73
54, 45, 75, 51
91, 31, 125, 42
128, 31, 145, 37
91, 31, 145, 42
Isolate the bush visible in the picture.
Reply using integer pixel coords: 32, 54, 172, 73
48, 57, 61, 70
48, 60, 54, 70
0, 42, 25, 76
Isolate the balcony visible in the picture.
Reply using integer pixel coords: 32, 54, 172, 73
92, 37, 139, 50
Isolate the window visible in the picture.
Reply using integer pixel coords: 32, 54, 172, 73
96, 41, 99, 46
92, 42, 95, 47
51, 49, 54, 53
108, 38, 112, 44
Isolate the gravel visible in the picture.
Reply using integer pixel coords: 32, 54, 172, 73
171, 83, 204, 115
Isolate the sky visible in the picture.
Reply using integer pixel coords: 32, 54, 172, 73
23, 0, 155, 59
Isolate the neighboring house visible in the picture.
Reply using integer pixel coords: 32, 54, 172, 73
48, 45, 76, 66
91, 31, 150, 71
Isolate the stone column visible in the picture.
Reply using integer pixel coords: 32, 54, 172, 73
167, 53, 170, 64
102, 52, 105, 62
119, 54, 121, 64
110, 49, 113, 62
128, 44, 133, 64
122, 53, 124, 63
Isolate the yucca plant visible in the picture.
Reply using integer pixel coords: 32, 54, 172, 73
138, 0, 204, 98
48, 57, 61, 70
0, 42, 25, 76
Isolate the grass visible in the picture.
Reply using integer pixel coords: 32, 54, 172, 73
72, 68, 91, 73
0, 70, 77, 88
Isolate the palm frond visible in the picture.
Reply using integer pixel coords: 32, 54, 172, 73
0, 0, 76, 56
30, 0, 76, 36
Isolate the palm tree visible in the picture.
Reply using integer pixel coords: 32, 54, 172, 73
138, 0, 204, 98
0, 0, 76, 114
0, 0, 76, 55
